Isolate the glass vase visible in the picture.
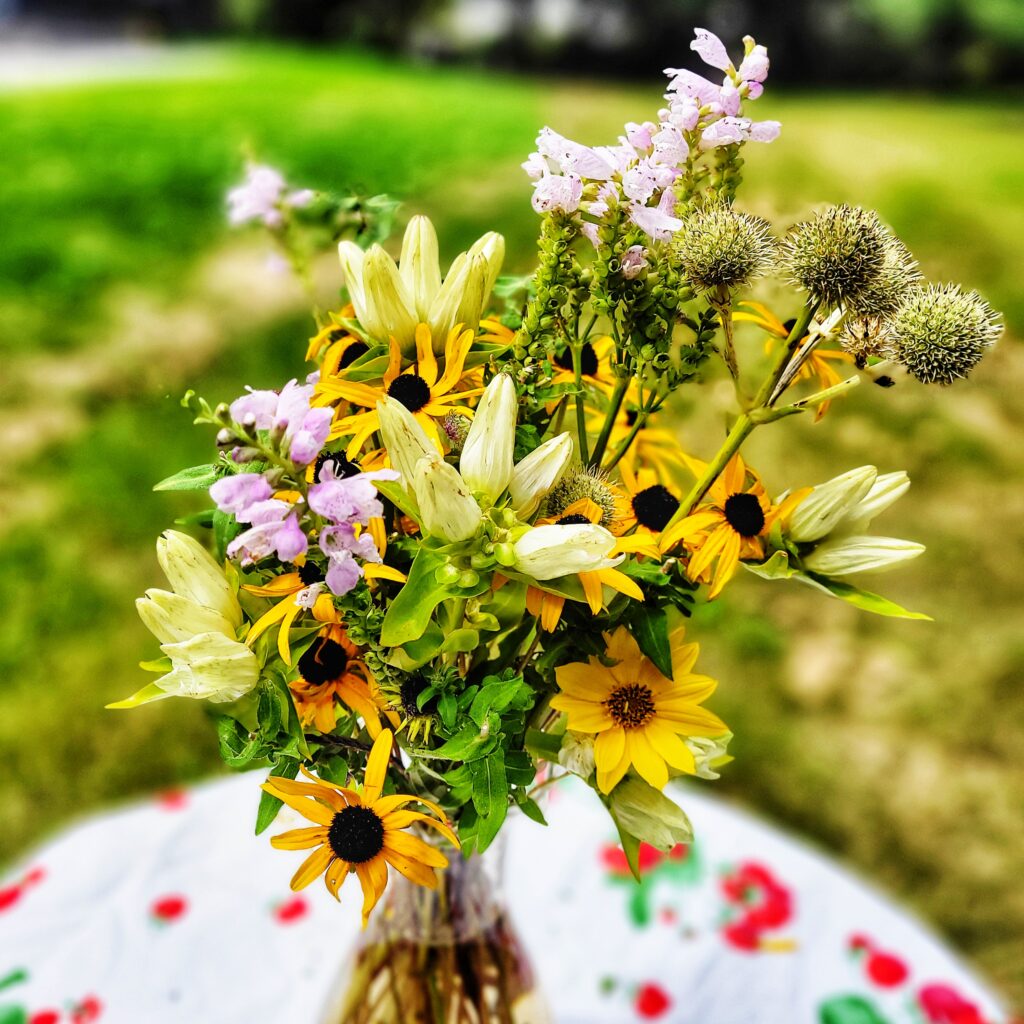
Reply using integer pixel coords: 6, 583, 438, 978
318, 832, 551, 1024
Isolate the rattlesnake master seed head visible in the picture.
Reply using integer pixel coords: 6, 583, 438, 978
542, 466, 620, 528
889, 284, 1002, 385
781, 204, 889, 308
844, 233, 922, 318
673, 204, 776, 291
840, 316, 895, 367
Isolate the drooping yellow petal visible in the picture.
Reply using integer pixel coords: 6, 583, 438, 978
242, 573, 303, 597
383, 830, 450, 868
645, 722, 697, 773
382, 845, 440, 889
276, 598, 303, 666
594, 726, 626, 773
364, 563, 407, 583
596, 568, 644, 602
708, 530, 743, 599
686, 523, 731, 583
290, 844, 334, 890
246, 596, 295, 646
627, 730, 668, 790
434, 327, 475, 395
270, 827, 329, 851
414, 322, 439, 387
659, 511, 722, 553
260, 785, 337, 827
324, 857, 349, 901
596, 745, 632, 794
380, 810, 459, 848
361, 729, 393, 804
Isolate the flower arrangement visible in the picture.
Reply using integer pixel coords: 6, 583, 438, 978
114, 25, 1000, 987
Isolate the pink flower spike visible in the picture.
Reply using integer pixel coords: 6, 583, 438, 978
749, 119, 782, 143
691, 28, 732, 72
521, 152, 549, 179
664, 68, 722, 106
719, 81, 742, 117
745, 81, 764, 100
532, 174, 584, 214
700, 116, 750, 149
628, 201, 683, 241
738, 43, 770, 83
536, 128, 617, 180
274, 513, 308, 562
625, 120, 657, 150
210, 473, 273, 517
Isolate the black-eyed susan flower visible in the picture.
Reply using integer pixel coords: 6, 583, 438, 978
263, 729, 458, 925
376, 674, 437, 744
315, 322, 483, 458
290, 625, 395, 737
616, 462, 683, 541
550, 627, 727, 793
550, 336, 617, 396
659, 453, 803, 598
734, 301, 853, 420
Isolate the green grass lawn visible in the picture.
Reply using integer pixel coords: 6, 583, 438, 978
1, 45, 1022, 1004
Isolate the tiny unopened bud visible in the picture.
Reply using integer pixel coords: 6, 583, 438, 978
214, 402, 232, 423
216, 428, 235, 448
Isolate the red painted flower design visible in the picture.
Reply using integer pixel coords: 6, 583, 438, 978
69, 996, 103, 1024
847, 933, 909, 988
273, 895, 309, 924
0, 866, 46, 913
918, 982, 989, 1024
719, 861, 795, 952
635, 982, 672, 1019
150, 894, 188, 924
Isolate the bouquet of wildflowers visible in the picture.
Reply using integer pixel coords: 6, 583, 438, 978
114, 27, 1000, 998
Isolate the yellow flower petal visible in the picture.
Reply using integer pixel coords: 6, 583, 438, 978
270, 827, 329, 851
594, 726, 626, 773
362, 729, 394, 805
627, 730, 668, 790
290, 844, 334, 890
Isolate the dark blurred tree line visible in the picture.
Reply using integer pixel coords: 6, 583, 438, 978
20, 0, 1024, 85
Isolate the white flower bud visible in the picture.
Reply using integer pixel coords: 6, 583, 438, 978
467, 230, 505, 297
363, 245, 418, 354
508, 433, 573, 518
337, 241, 377, 335
840, 471, 910, 534
399, 215, 442, 321
158, 631, 260, 703
157, 531, 241, 628
558, 731, 596, 779
803, 535, 925, 576
460, 374, 516, 499
512, 523, 621, 580
411, 454, 483, 543
376, 397, 436, 495
137, 589, 236, 645
787, 466, 877, 542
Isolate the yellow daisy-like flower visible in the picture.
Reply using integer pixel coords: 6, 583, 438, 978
314, 322, 483, 459
551, 626, 727, 793
550, 336, 617, 396
616, 462, 682, 542
659, 453, 803, 599
289, 625, 396, 737
305, 304, 357, 363
734, 301, 854, 420
263, 729, 459, 925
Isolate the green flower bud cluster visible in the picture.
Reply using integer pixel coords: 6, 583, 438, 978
709, 146, 745, 205
887, 283, 1001, 385
589, 204, 633, 317
672, 203, 775, 292
518, 213, 582, 357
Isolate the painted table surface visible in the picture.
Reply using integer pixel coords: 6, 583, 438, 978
0, 772, 1008, 1024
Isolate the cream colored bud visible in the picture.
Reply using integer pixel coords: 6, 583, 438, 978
803, 535, 925, 576
841, 471, 911, 534
363, 244, 418, 353
460, 374, 516, 499
411, 454, 483, 543
399, 215, 441, 321
137, 589, 236, 645
158, 631, 260, 702
787, 466, 877, 542
512, 523, 620, 580
468, 231, 505, 297
157, 531, 241, 628
508, 433, 573, 518
376, 397, 437, 495
337, 241, 372, 330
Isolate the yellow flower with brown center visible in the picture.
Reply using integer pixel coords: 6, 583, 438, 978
550, 627, 727, 793
550, 336, 616, 396
659, 453, 804, 599
616, 462, 682, 542
314, 322, 483, 459
289, 625, 395, 737
734, 301, 853, 420
263, 729, 458, 925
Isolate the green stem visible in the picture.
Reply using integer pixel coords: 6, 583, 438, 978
753, 374, 861, 422
571, 342, 590, 464
588, 376, 630, 468
753, 298, 822, 408
673, 411, 755, 521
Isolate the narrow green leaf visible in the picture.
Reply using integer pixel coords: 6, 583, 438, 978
471, 750, 508, 853
153, 463, 220, 492
255, 757, 299, 835
517, 796, 548, 826
105, 681, 172, 709
438, 692, 458, 732
802, 572, 932, 620
632, 606, 673, 678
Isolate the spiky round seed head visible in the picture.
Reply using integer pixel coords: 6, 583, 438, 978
781, 205, 889, 308
672, 204, 776, 292
542, 466, 620, 528
840, 316, 895, 367
844, 233, 922, 318
889, 284, 1001, 385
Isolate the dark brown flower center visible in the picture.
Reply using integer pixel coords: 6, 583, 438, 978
723, 492, 765, 537
557, 513, 592, 525
328, 805, 385, 863
605, 683, 656, 729
315, 451, 362, 481
298, 561, 325, 585
328, 328, 347, 342
387, 373, 432, 412
299, 637, 348, 685
554, 342, 599, 377
338, 341, 369, 368
399, 677, 434, 718
631, 485, 679, 531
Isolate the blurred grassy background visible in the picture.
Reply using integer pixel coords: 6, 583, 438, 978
1, 45, 1021, 1004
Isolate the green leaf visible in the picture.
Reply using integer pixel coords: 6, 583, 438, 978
504, 750, 538, 787
153, 463, 220, 492
612, 816, 644, 883
441, 628, 481, 655
525, 727, 563, 763
0, 1005, 27, 1024
818, 995, 892, 1024
517, 795, 548, 826
743, 549, 798, 581
609, 777, 693, 852
432, 721, 495, 762
213, 509, 242, 563
801, 572, 932, 620
257, 681, 282, 737
216, 715, 269, 768
374, 477, 418, 519
255, 757, 299, 835
631, 606, 673, 678
470, 749, 508, 853
469, 675, 529, 727
106, 681, 172, 709
438, 692, 458, 732
381, 546, 487, 646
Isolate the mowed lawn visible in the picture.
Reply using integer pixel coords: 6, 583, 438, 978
1, 46, 1022, 1002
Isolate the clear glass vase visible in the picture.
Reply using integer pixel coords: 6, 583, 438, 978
318, 832, 551, 1024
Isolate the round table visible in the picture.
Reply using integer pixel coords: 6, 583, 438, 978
0, 773, 1008, 1023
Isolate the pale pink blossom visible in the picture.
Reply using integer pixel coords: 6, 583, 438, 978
621, 245, 648, 279
738, 41, 770, 83
531, 173, 584, 214
690, 28, 732, 72
749, 119, 782, 143
700, 116, 749, 149
651, 123, 689, 166
536, 128, 617, 180
719, 80, 742, 117
628, 200, 683, 240
285, 188, 314, 208
664, 68, 722, 106
210, 474, 273, 518
625, 121, 657, 150
227, 164, 286, 228
521, 152, 549, 179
